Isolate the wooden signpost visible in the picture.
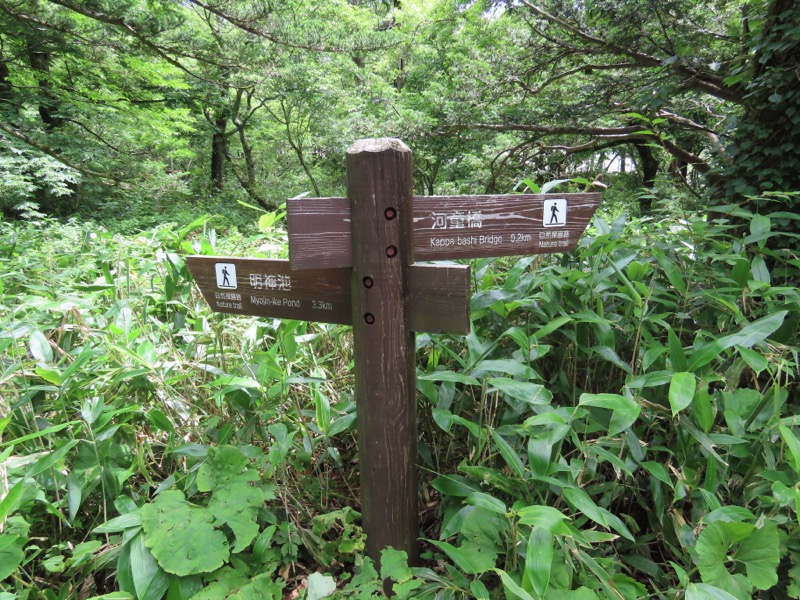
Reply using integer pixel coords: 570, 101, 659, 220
187, 138, 601, 566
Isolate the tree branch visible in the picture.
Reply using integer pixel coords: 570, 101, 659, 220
518, 0, 744, 104
0, 121, 118, 181
461, 123, 646, 136
457, 121, 711, 174
27, 0, 221, 85
511, 62, 641, 95
188, 0, 392, 54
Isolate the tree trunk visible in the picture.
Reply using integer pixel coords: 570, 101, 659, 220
27, 43, 62, 131
211, 115, 227, 192
634, 142, 658, 212
0, 54, 13, 107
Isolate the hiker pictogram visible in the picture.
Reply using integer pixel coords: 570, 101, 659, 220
543, 198, 567, 227
214, 263, 237, 289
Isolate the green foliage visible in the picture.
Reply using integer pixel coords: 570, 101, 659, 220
413, 196, 799, 598
1, 159, 799, 599
694, 520, 779, 599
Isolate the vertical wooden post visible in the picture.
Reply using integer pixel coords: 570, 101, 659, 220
347, 138, 419, 564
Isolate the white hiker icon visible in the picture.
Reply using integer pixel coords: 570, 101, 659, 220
215, 263, 237, 289
543, 199, 567, 227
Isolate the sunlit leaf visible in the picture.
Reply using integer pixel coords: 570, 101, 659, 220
669, 372, 696, 416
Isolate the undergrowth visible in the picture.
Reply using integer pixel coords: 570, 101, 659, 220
0, 195, 798, 599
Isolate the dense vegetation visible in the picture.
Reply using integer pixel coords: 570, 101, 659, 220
1, 1, 799, 599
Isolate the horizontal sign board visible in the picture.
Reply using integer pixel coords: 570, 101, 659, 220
412, 193, 601, 261
186, 257, 470, 334
287, 197, 351, 270
187, 256, 351, 324
287, 193, 601, 269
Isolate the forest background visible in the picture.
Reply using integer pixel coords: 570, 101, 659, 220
1, 0, 799, 599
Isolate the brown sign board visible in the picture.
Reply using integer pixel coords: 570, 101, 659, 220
287, 197, 351, 270
186, 256, 470, 334
287, 193, 601, 269
412, 193, 601, 261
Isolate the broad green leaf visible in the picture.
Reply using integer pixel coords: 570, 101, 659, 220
667, 327, 689, 372
778, 425, 800, 475
522, 527, 552, 598
117, 535, 134, 593
796, 489, 800, 528
26, 439, 79, 477
470, 579, 491, 600
487, 378, 552, 406
625, 370, 674, 389
591, 346, 632, 374
669, 372, 696, 416
683, 419, 728, 466
597, 506, 635, 541
29, 328, 53, 363
429, 539, 497, 575
35, 366, 62, 385
685, 583, 739, 600
562, 487, 607, 528
703, 507, 755, 524
0, 481, 23, 523
0, 534, 25, 580
527, 438, 552, 478
735, 520, 780, 589
146, 409, 174, 434
695, 520, 779, 599
472, 359, 535, 380
417, 370, 480, 386
494, 568, 535, 600
490, 429, 526, 478
516, 505, 571, 535
196, 446, 264, 552
306, 573, 336, 600
692, 384, 714, 433
738, 347, 768, 374
0, 421, 80, 448
207, 375, 261, 390
687, 311, 787, 372
533, 316, 572, 340
522, 178, 541, 193
578, 393, 640, 436
750, 256, 770, 283
130, 533, 170, 600
196, 446, 254, 491
466, 492, 507, 515
656, 254, 687, 293
141, 490, 229, 576
541, 179, 571, 193
313, 387, 331, 435
640, 461, 674, 489
94, 512, 142, 534
749, 214, 771, 239
207, 483, 264, 553
380, 547, 413, 583
431, 475, 481, 498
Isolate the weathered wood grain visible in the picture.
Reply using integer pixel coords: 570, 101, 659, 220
287, 197, 351, 270
347, 138, 419, 565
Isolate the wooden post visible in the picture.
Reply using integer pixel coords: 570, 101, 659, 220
347, 138, 419, 564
